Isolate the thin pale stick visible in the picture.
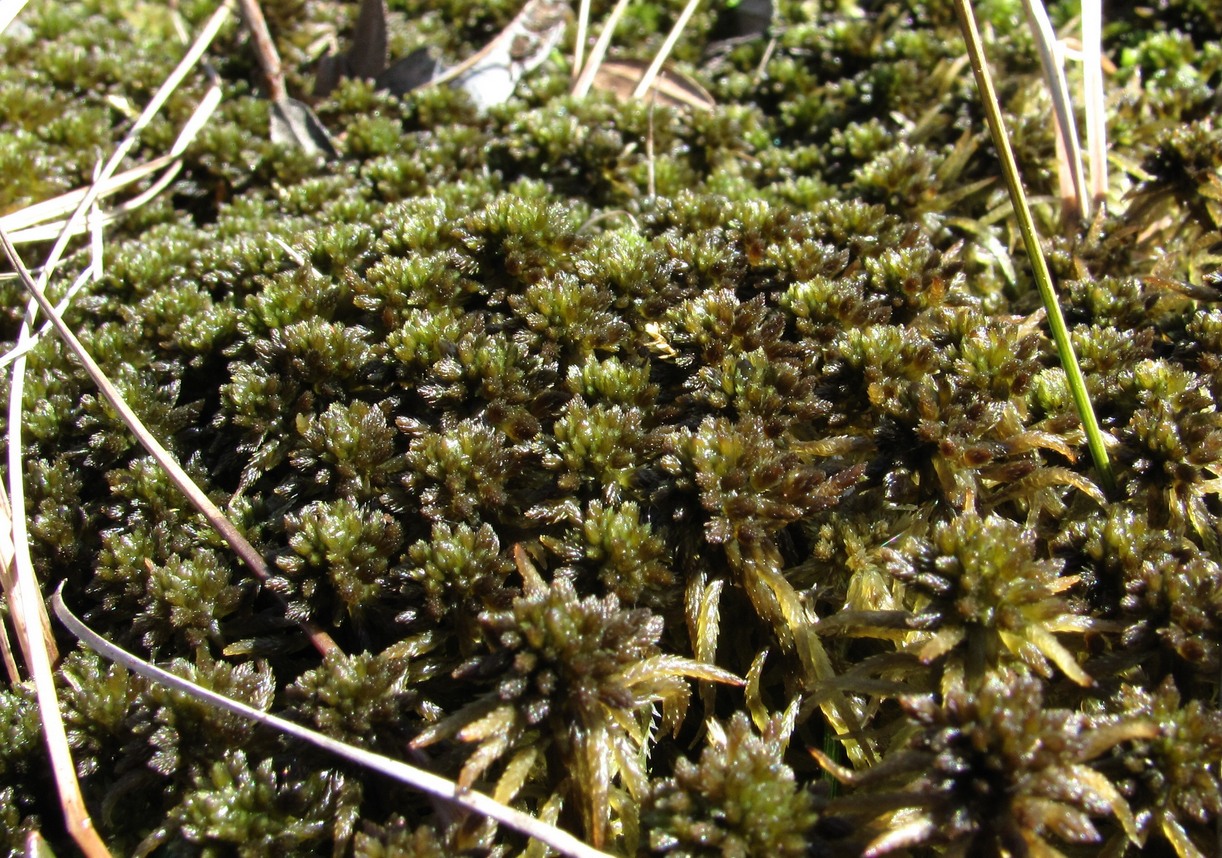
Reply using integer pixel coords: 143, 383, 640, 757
571, 0, 631, 98
1, 78, 214, 245
0, 460, 54, 675
0, 487, 27, 683
1081, 0, 1107, 208
1021, 0, 1089, 221
0, 0, 29, 37
0, 264, 95, 367
0, 229, 339, 657
0, 155, 176, 236
8, 582, 109, 856
573, 0, 591, 80
3, 224, 108, 858
52, 588, 614, 858
3, 0, 336, 657
30, 0, 233, 294
0, 620, 15, 684
631, 0, 701, 100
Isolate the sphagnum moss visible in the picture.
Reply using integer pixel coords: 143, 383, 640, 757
2, 0, 1222, 855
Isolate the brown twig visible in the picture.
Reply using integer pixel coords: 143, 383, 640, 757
236, 0, 288, 101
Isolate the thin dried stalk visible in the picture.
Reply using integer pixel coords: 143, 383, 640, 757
571, 0, 632, 98
631, 0, 701, 100
0, 156, 172, 238
0, 489, 27, 683
6, 211, 104, 858
0, 76, 218, 244
0, 230, 340, 659
573, 0, 591, 79
10, 579, 109, 856
52, 589, 614, 858
1021, 0, 1089, 221
0, 0, 29, 37
1, 0, 337, 657
1081, 0, 1108, 208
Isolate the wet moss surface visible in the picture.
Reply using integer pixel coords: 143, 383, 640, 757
3, 0, 1222, 854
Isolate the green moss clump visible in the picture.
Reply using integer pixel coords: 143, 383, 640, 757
643, 713, 831, 858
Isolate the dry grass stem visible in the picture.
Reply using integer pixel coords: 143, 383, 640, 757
573, 0, 591, 79
1081, 0, 1108, 208
4, 221, 106, 856
0, 156, 173, 241
589, 59, 714, 108
1, 0, 338, 657
0, 0, 29, 37
52, 588, 616, 858
0, 488, 31, 683
0, 228, 341, 658
1, 68, 220, 245
631, 0, 702, 100
571, 0, 631, 98
1021, 0, 1089, 221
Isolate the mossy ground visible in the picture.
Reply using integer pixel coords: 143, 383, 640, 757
2, 0, 1222, 855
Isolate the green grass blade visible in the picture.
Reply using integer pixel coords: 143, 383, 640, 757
954, 0, 1116, 497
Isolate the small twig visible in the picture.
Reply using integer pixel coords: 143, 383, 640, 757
52, 588, 614, 858
236, 0, 288, 101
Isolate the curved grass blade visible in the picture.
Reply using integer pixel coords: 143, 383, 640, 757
51, 588, 613, 858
